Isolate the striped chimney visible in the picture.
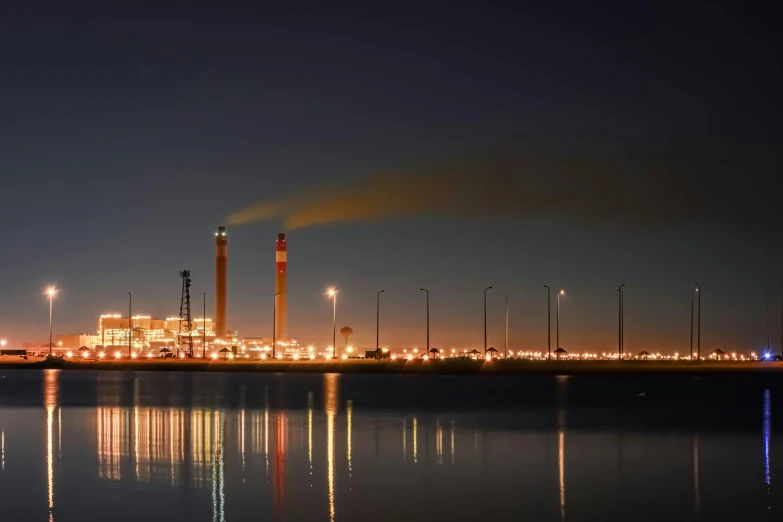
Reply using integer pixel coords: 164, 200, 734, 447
275, 233, 287, 341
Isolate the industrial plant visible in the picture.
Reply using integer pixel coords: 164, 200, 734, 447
40, 228, 306, 358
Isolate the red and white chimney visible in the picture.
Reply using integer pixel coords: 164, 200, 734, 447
275, 233, 287, 341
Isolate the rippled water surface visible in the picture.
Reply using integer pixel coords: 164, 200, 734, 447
0, 370, 780, 521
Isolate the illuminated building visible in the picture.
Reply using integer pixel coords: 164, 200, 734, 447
96, 314, 215, 353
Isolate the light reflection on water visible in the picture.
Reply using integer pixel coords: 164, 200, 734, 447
0, 370, 780, 521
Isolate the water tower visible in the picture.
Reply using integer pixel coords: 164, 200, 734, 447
340, 326, 353, 351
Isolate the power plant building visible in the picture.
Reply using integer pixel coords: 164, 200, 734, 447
96, 314, 215, 352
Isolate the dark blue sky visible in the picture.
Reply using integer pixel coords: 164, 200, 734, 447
0, 2, 780, 353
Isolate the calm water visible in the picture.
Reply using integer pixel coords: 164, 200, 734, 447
0, 370, 779, 521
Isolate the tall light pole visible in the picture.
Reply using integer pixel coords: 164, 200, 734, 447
501, 292, 509, 358
328, 288, 337, 358
273, 293, 279, 359
420, 289, 429, 357
484, 287, 493, 356
766, 288, 771, 355
690, 286, 695, 359
618, 284, 625, 359
544, 286, 551, 359
691, 284, 700, 360
376, 290, 385, 360
128, 292, 132, 357
557, 290, 565, 352
696, 283, 701, 361
46, 288, 56, 355
203, 293, 206, 358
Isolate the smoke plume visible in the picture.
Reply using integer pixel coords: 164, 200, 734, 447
226, 150, 749, 229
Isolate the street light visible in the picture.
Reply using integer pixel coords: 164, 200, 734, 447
544, 286, 551, 359
484, 287, 493, 357
691, 284, 700, 360
128, 292, 132, 357
618, 284, 625, 359
556, 290, 565, 352
500, 292, 509, 358
376, 290, 385, 360
327, 288, 337, 358
46, 287, 56, 355
420, 289, 430, 357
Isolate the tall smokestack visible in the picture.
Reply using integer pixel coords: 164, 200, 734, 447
215, 226, 227, 340
275, 233, 287, 341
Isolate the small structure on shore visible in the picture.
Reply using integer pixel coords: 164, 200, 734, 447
340, 327, 353, 351
637, 350, 651, 360
468, 349, 480, 359
428, 348, 440, 359
487, 347, 498, 359
554, 347, 568, 360
710, 348, 726, 360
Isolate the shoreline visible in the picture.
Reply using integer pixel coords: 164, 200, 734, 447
2, 357, 783, 376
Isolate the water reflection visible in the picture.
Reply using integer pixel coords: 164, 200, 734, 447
347, 399, 353, 481
45, 369, 58, 522
556, 375, 567, 522
450, 420, 455, 466
1, 372, 781, 522
274, 412, 287, 510
212, 411, 225, 522
308, 391, 314, 483
764, 389, 771, 510
692, 434, 700, 517
325, 373, 338, 522
413, 417, 418, 464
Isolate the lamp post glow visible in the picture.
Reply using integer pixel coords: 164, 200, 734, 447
328, 288, 337, 359
544, 285, 551, 359
420, 289, 429, 358
376, 290, 384, 360
500, 292, 509, 358
484, 287, 492, 357
556, 290, 565, 352
46, 287, 56, 355
691, 283, 701, 360
128, 292, 132, 357
618, 284, 625, 359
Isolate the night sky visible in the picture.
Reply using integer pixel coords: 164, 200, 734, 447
0, 2, 780, 354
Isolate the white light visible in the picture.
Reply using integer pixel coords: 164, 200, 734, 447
114, 352, 121, 359
211, 353, 218, 359
293, 354, 300, 360
309, 354, 315, 360
341, 354, 348, 360
66, 351, 73, 358
131, 353, 137, 359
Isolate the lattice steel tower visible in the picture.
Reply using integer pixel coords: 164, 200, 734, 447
179, 270, 193, 357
